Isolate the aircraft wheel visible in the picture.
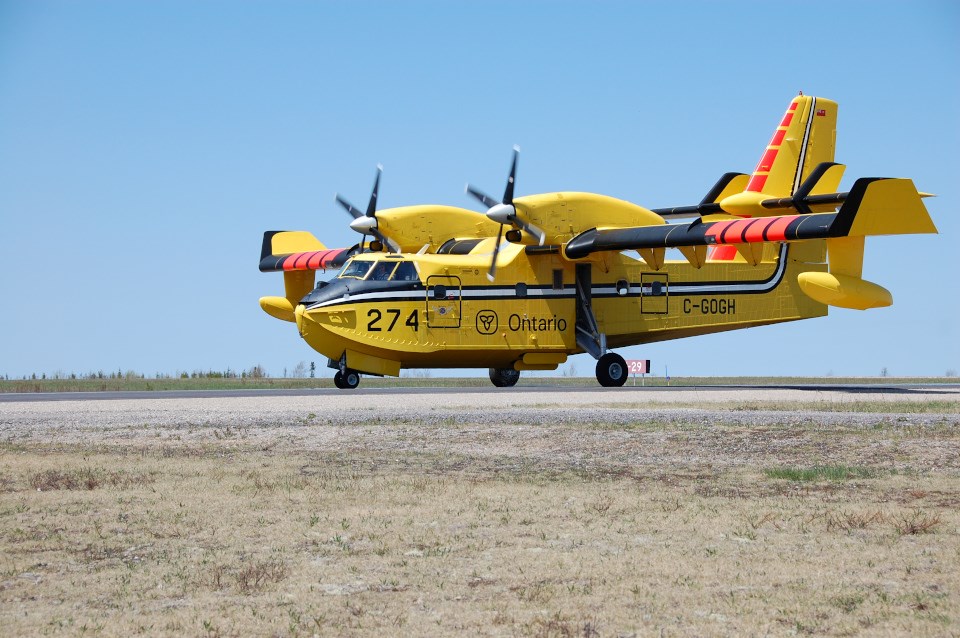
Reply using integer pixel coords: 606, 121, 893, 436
489, 367, 520, 388
340, 369, 361, 389
333, 372, 345, 389
596, 352, 627, 387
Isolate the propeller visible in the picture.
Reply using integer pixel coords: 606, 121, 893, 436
466, 146, 545, 280
335, 164, 395, 252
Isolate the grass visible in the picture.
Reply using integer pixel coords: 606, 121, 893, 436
730, 400, 960, 414
29, 467, 156, 491
764, 464, 877, 482
1, 409, 958, 636
604, 399, 960, 414
1, 375, 956, 393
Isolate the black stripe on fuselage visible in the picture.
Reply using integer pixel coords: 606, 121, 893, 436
304, 245, 791, 311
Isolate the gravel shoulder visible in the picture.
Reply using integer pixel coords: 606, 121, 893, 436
2, 387, 958, 474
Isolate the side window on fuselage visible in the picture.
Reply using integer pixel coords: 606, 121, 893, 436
367, 261, 397, 281
391, 261, 419, 282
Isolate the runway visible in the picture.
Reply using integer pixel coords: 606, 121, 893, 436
1, 382, 957, 403
1, 383, 957, 449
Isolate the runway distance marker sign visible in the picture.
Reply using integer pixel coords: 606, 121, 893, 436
627, 360, 650, 374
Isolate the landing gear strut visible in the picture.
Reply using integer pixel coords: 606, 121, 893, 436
576, 263, 627, 387
333, 369, 360, 389
489, 367, 520, 388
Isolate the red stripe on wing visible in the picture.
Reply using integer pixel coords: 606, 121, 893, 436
320, 249, 347, 268
764, 215, 801, 242
743, 218, 776, 243
706, 220, 734, 239
307, 250, 340, 269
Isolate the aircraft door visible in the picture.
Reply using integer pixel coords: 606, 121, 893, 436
426, 275, 462, 328
641, 273, 669, 314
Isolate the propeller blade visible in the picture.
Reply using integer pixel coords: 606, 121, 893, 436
371, 228, 393, 252
487, 224, 504, 281
519, 218, 546, 246
466, 184, 500, 209
335, 194, 364, 219
365, 164, 382, 218
502, 145, 519, 205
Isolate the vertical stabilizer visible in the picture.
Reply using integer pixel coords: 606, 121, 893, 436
745, 95, 838, 197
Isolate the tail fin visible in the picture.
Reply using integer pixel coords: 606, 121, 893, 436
746, 95, 838, 196
710, 95, 837, 262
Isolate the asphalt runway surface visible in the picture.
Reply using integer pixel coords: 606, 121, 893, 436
2, 383, 958, 403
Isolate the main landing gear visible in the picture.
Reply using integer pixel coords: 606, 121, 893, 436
489, 367, 520, 388
576, 263, 627, 387
595, 352, 628, 387
333, 369, 360, 389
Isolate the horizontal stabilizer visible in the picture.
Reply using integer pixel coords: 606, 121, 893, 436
652, 173, 748, 219
653, 163, 850, 220
833, 178, 937, 237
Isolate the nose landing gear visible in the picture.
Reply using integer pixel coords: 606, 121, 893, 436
333, 369, 360, 389
489, 367, 520, 387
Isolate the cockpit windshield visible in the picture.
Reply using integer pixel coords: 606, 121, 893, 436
337, 259, 421, 282
337, 260, 373, 280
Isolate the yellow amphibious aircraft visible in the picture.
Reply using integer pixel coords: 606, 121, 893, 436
259, 95, 936, 389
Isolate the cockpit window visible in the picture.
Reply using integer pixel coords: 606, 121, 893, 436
367, 261, 397, 281
391, 261, 419, 282
338, 260, 373, 280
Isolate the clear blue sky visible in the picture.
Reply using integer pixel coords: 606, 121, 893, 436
1, 1, 957, 378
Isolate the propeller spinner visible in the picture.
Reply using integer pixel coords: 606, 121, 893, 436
466, 146, 545, 280
335, 165, 397, 252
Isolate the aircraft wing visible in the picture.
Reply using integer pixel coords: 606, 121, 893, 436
258, 230, 355, 272
563, 177, 935, 260
259, 248, 353, 272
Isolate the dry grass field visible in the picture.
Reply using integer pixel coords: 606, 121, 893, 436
1, 389, 958, 636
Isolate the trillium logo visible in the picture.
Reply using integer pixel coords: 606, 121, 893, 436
476, 310, 498, 335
